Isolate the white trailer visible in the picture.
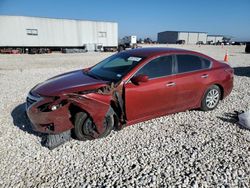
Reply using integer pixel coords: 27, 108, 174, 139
0, 15, 118, 53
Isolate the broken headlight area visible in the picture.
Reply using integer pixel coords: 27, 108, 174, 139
37, 99, 68, 112
77, 89, 99, 95
77, 84, 114, 95
63, 82, 116, 99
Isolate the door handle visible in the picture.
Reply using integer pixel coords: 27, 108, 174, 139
201, 74, 208, 78
166, 82, 176, 87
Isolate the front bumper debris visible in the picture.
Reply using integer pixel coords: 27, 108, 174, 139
42, 130, 72, 150
26, 94, 74, 134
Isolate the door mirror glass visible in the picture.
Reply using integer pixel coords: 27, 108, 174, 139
131, 74, 149, 85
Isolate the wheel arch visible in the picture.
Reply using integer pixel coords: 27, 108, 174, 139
68, 101, 119, 130
199, 83, 224, 108
213, 83, 224, 100
200, 84, 222, 111
69, 101, 116, 140
68, 103, 89, 125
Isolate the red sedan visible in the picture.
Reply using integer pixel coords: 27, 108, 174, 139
26, 48, 233, 145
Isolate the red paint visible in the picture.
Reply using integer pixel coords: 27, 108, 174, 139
26, 48, 234, 135
125, 74, 177, 121
34, 70, 108, 96
27, 97, 73, 133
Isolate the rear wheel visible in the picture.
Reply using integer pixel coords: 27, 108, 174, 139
73, 112, 114, 141
201, 85, 221, 111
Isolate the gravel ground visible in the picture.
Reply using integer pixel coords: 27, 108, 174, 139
0, 45, 250, 187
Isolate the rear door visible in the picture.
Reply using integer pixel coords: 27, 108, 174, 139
173, 54, 212, 110
124, 55, 178, 121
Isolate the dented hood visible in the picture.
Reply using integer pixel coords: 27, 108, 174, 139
32, 70, 108, 96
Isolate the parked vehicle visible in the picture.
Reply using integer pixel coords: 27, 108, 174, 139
206, 40, 214, 45
176, 40, 185, 44
26, 48, 234, 148
231, 41, 243, 45
196, 41, 204, 45
61, 48, 87, 53
118, 36, 137, 52
0, 49, 20, 54
222, 41, 230, 45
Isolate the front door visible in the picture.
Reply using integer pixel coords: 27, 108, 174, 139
124, 55, 178, 121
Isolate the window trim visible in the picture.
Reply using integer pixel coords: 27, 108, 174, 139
173, 54, 213, 75
26, 29, 38, 36
98, 31, 107, 38
126, 54, 175, 84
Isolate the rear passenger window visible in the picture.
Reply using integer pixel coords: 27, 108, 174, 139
136, 55, 173, 79
176, 55, 203, 73
202, 58, 211, 69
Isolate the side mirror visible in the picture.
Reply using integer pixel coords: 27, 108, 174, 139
131, 74, 149, 85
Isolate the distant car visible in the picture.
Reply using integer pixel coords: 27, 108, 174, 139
222, 41, 230, 45
215, 41, 222, 45
26, 48, 234, 142
176, 40, 185, 44
231, 41, 243, 46
206, 41, 214, 45
245, 43, 250, 53
196, 41, 204, 45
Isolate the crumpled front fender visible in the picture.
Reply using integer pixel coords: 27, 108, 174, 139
69, 93, 113, 135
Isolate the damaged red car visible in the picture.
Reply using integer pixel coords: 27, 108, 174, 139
26, 48, 233, 147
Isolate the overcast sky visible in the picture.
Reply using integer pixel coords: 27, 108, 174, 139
0, 0, 249, 41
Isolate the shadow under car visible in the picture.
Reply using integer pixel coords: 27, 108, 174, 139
233, 66, 250, 77
11, 102, 43, 137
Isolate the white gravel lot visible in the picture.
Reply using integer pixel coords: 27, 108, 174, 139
0, 45, 250, 187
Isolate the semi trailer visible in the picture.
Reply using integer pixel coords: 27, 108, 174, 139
0, 15, 118, 53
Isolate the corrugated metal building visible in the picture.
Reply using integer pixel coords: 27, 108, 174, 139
0, 15, 118, 51
157, 31, 207, 44
207, 35, 223, 44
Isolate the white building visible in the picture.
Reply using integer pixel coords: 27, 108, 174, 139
157, 31, 207, 44
0, 15, 118, 51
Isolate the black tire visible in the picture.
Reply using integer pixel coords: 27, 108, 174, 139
201, 85, 221, 111
73, 111, 114, 141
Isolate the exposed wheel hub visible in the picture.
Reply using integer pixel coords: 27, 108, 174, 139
82, 118, 97, 136
206, 89, 219, 108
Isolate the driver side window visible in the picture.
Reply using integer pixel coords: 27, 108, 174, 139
135, 55, 173, 79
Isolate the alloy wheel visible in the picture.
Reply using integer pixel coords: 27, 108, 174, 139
205, 89, 220, 109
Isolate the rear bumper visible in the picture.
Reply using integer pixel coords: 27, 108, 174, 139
222, 76, 233, 99
26, 96, 73, 134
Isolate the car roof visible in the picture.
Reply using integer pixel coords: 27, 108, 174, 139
124, 47, 193, 58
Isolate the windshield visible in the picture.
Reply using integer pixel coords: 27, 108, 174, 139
88, 53, 144, 82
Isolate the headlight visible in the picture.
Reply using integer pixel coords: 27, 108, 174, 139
51, 105, 59, 111
38, 100, 67, 112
